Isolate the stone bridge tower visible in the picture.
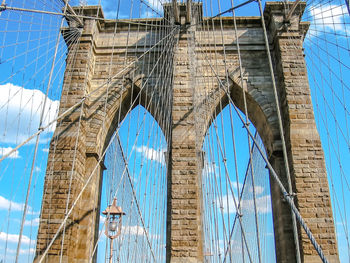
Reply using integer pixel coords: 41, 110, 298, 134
35, 2, 339, 263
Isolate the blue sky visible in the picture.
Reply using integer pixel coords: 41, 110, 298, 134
303, 2, 350, 262
0, 0, 349, 262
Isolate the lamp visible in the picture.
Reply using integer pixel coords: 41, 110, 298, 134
102, 198, 125, 263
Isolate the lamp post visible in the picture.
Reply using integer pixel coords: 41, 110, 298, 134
102, 198, 125, 263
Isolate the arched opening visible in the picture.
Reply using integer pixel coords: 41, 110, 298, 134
97, 105, 168, 262
204, 80, 276, 158
201, 104, 276, 262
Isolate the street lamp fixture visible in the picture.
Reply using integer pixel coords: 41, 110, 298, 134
102, 198, 125, 263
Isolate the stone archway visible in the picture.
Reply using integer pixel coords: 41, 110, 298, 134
35, 2, 339, 263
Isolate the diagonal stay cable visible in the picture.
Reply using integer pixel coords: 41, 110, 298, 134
14, 3, 70, 261
90, 29, 175, 258
257, 0, 301, 261
222, 131, 259, 263
210, 0, 256, 19
188, 0, 257, 29
36, 122, 124, 263
37, 25, 177, 262
116, 135, 157, 262
206, 49, 331, 263
0, 25, 178, 163
196, 42, 255, 263
0, 4, 174, 28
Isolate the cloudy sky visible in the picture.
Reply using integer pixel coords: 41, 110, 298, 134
0, 0, 349, 262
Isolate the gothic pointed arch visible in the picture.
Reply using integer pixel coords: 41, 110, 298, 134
203, 75, 277, 157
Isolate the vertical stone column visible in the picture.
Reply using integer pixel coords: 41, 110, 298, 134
166, 27, 203, 263
269, 154, 298, 262
265, 2, 339, 262
35, 9, 103, 262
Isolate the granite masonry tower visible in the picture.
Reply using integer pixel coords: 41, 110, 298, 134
35, 2, 339, 263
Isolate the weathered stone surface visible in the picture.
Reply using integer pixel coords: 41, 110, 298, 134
35, 2, 339, 263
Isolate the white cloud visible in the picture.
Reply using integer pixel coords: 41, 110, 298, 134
4, 247, 36, 255
248, 185, 264, 195
24, 217, 40, 227
310, 4, 348, 33
0, 83, 59, 145
141, 0, 163, 18
99, 219, 148, 237
145, 0, 162, 13
21, 247, 36, 254
0, 232, 35, 245
242, 195, 272, 214
122, 225, 146, 236
218, 194, 271, 215
0, 196, 39, 217
143, 9, 160, 18
27, 209, 40, 216
98, 224, 151, 239
203, 161, 218, 177
218, 194, 238, 215
134, 146, 165, 164
78, 0, 88, 6
34, 166, 41, 172
0, 146, 20, 159
0, 195, 25, 211
121, 225, 160, 240
42, 148, 49, 153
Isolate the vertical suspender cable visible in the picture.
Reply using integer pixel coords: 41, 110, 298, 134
15, 3, 69, 262
256, 0, 301, 262
117, 136, 157, 262
213, 60, 330, 263
228, 0, 263, 261
228, 1, 246, 260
